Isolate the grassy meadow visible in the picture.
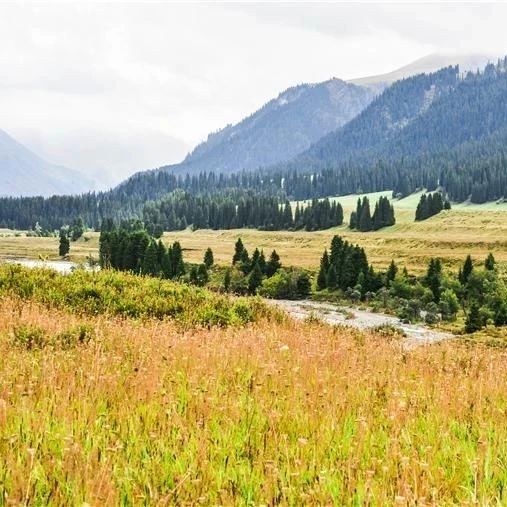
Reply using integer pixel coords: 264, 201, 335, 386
4, 191, 507, 273
2, 294, 507, 504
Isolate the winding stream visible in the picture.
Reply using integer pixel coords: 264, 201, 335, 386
269, 299, 453, 344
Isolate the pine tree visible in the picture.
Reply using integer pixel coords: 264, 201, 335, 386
197, 264, 209, 286
358, 197, 372, 232
465, 301, 484, 333
265, 250, 281, 277
248, 262, 263, 294
59, 228, 70, 257
460, 255, 473, 285
326, 264, 338, 290
485, 252, 496, 271
142, 241, 160, 276
317, 250, 330, 290
386, 259, 397, 285
425, 258, 442, 302
232, 238, 246, 264
223, 268, 232, 292
203, 247, 214, 269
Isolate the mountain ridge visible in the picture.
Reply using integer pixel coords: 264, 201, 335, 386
0, 129, 94, 197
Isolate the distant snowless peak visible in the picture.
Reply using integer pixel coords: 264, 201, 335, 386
349, 52, 494, 91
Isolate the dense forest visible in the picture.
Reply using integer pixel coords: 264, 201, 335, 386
143, 191, 343, 233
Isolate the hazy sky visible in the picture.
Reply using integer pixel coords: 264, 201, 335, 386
1, 2, 506, 184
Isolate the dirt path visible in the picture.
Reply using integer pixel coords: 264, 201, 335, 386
269, 299, 453, 345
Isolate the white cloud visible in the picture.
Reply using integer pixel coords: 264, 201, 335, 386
0, 2, 505, 181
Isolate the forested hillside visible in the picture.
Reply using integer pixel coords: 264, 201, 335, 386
166, 79, 375, 175
2, 59, 507, 229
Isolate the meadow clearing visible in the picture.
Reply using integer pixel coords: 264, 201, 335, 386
2, 191, 507, 274
2, 291, 507, 504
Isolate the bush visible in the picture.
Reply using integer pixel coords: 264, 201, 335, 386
258, 269, 310, 300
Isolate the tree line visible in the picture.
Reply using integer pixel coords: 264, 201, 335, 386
415, 192, 451, 221
349, 196, 395, 231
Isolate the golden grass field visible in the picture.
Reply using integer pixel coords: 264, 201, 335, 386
2, 298, 507, 504
3, 191, 507, 273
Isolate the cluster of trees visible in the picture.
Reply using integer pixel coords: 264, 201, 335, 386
349, 196, 395, 231
415, 192, 451, 221
316, 236, 381, 296
143, 191, 343, 234
223, 238, 283, 295
98, 220, 185, 279
293, 198, 343, 231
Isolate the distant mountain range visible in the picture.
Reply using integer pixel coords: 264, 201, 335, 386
171, 78, 375, 175
0, 52, 496, 198
0, 129, 93, 197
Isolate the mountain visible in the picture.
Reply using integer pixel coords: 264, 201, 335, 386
284, 58, 507, 203
0, 129, 94, 197
349, 52, 492, 93
300, 66, 459, 165
168, 78, 376, 175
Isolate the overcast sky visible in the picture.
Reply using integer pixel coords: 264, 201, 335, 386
1, 2, 506, 185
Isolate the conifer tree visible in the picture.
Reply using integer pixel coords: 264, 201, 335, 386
317, 250, 330, 290
386, 259, 397, 285
460, 255, 474, 285
358, 197, 372, 232
248, 262, 263, 294
59, 228, 70, 257
203, 247, 214, 269
326, 264, 338, 290
265, 250, 281, 277
223, 268, 232, 292
465, 301, 484, 333
485, 252, 496, 271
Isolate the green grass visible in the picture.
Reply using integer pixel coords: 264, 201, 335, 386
0, 265, 273, 328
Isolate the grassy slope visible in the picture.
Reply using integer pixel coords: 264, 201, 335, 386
2, 191, 507, 273
2, 299, 507, 504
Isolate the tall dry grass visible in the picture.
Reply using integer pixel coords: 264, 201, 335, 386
1, 298, 507, 504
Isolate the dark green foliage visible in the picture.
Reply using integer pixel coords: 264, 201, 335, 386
189, 264, 209, 287
326, 264, 338, 290
317, 236, 371, 293
265, 250, 281, 278
99, 221, 184, 279
203, 247, 214, 269
316, 250, 330, 291
460, 255, 474, 285
415, 192, 446, 221
386, 260, 397, 286
248, 262, 264, 295
371, 196, 395, 230
425, 258, 443, 302
233, 238, 248, 265
223, 268, 231, 292
350, 196, 394, 232
485, 252, 496, 271
465, 301, 485, 333
59, 228, 70, 257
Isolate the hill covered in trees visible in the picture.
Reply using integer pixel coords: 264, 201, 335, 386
166, 79, 375, 175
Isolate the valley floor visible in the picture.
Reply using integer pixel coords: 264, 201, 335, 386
3, 191, 507, 273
